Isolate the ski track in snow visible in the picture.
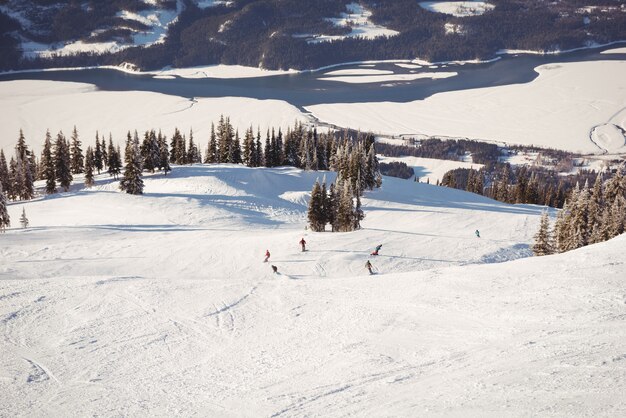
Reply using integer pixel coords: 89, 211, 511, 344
1, 165, 625, 416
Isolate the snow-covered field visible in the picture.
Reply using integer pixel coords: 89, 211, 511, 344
306, 60, 626, 154
419, 1, 495, 17
1, 165, 625, 416
300, 3, 398, 44
0, 81, 305, 154
379, 155, 482, 183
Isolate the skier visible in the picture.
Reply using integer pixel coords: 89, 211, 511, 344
271, 265, 278, 274
371, 244, 382, 256
264, 249, 270, 263
475, 229, 480, 238
299, 237, 306, 252
366, 260, 374, 275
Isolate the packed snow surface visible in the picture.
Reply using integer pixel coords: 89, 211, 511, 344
306, 60, 626, 154
1, 165, 625, 416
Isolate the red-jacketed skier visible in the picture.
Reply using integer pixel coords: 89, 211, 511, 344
264, 249, 270, 263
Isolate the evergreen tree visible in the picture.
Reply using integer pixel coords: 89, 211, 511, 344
336, 181, 355, 232
187, 129, 200, 164
120, 133, 144, 195
100, 137, 108, 170
307, 180, 326, 232
70, 126, 84, 174
157, 131, 171, 175
587, 174, 604, 244
19, 207, 28, 228
206, 123, 218, 164
533, 211, 553, 256
0, 183, 9, 232
54, 131, 73, 191
41, 130, 56, 194
231, 130, 242, 164
608, 194, 626, 238
604, 166, 625, 203
107, 137, 121, 179
84, 146, 95, 187
94, 132, 103, 174
352, 185, 364, 230
0, 150, 8, 196
18, 153, 34, 200
264, 130, 272, 167
327, 182, 338, 232
255, 128, 263, 167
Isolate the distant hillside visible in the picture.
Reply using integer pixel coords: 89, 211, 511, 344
1, 0, 625, 71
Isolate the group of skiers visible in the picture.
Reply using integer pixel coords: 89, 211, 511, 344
264, 239, 382, 276
265, 230, 481, 276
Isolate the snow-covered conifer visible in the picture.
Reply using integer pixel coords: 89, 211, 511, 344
70, 126, 84, 174
307, 180, 326, 232
0, 182, 9, 231
54, 132, 73, 191
19, 207, 28, 228
533, 211, 553, 256
120, 133, 144, 195
84, 146, 95, 187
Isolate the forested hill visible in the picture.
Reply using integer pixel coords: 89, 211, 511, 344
1, 0, 625, 71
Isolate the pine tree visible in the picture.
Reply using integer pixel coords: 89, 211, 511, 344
307, 180, 326, 232
327, 182, 337, 232
231, 130, 242, 164
70, 126, 84, 174
54, 132, 73, 191
107, 137, 121, 179
100, 137, 108, 170
157, 131, 171, 175
94, 132, 103, 174
533, 211, 553, 256
84, 146, 95, 187
0, 183, 9, 232
608, 194, 626, 238
206, 123, 218, 164
353, 185, 364, 230
604, 166, 625, 203
41, 131, 56, 194
120, 133, 144, 195
0, 150, 8, 196
587, 174, 604, 244
19, 207, 28, 228
336, 181, 355, 232
187, 129, 199, 164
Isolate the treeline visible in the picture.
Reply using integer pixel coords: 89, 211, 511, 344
3, 0, 626, 72
379, 161, 414, 180
0, 119, 382, 229
533, 169, 626, 255
440, 163, 604, 209
376, 139, 500, 165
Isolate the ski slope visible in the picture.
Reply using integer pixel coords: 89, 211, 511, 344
1, 165, 625, 416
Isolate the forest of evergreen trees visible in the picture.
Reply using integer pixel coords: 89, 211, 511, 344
2, 0, 625, 71
0, 119, 382, 231
533, 170, 626, 256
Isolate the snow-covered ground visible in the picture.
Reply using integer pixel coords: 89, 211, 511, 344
306, 60, 626, 154
318, 72, 457, 84
419, 1, 495, 17
0, 81, 306, 154
297, 3, 398, 44
1, 165, 625, 416
379, 155, 483, 183
147, 64, 298, 79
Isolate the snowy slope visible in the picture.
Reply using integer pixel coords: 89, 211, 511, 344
1, 165, 625, 416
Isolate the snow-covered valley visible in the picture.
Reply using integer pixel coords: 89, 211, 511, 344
1, 165, 625, 416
